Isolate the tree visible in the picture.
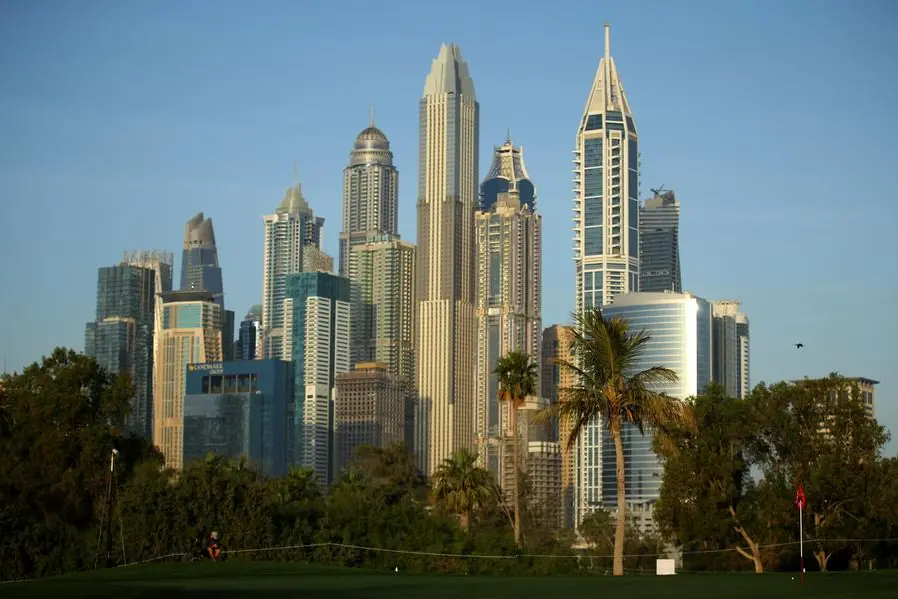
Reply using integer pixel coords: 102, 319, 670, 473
542, 309, 688, 576
493, 350, 538, 546
431, 448, 502, 532
750, 376, 889, 571
655, 385, 768, 572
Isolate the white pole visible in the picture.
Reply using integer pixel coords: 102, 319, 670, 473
799, 504, 804, 575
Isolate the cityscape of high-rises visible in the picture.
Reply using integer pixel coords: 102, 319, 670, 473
78, 22, 881, 534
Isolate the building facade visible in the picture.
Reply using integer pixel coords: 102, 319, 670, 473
598, 292, 712, 526
527, 441, 563, 529
571, 23, 641, 525
262, 183, 326, 361
153, 290, 223, 469
236, 305, 262, 361
541, 324, 576, 527
339, 117, 399, 276
475, 138, 541, 485
415, 44, 479, 475
333, 362, 406, 476
183, 360, 293, 476
711, 300, 750, 399
347, 237, 416, 382
639, 190, 682, 293
284, 271, 350, 485
85, 263, 156, 438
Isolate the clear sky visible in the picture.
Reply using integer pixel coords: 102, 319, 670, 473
1, 0, 896, 453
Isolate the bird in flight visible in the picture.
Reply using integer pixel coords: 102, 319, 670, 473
795, 343, 804, 349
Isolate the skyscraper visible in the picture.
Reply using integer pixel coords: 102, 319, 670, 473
284, 271, 350, 485
474, 137, 541, 483
711, 300, 750, 399
262, 183, 327, 360
415, 44, 479, 475
180, 214, 234, 360
600, 291, 712, 531
153, 290, 223, 469
339, 115, 399, 277
573, 23, 640, 313
236, 305, 262, 360
85, 263, 156, 438
639, 190, 682, 293
541, 324, 576, 528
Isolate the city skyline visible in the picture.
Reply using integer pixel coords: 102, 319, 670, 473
2, 2, 896, 455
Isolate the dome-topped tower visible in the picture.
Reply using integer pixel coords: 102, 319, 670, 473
350, 108, 394, 166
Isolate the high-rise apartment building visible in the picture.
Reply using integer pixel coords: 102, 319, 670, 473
541, 324, 576, 527
348, 237, 416, 382
571, 22, 640, 526
639, 190, 681, 293
85, 264, 156, 438
599, 291, 712, 530
153, 290, 223, 469
333, 362, 406, 476
284, 271, 350, 485
339, 117, 399, 276
711, 300, 750, 399
415, 44, 479, 475
475, 138, 541, 484
262, 184, 327, 361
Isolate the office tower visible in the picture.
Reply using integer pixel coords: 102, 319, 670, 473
600, 291, 712, 531
262, 183, 327, 360
790, 376, 878, 420
415, 44, 479, 475
348, 238, 416, 379
541, 324, 576, 527
333, 362, 406, 476
84, 264, 156, 438
527, 441, 563, 528
179, 214, 234, 361
183, 360, 293, 476
474, 137, 541, 484
339, 114, 399, 276
711, 300, 750, 399
639, 190, 682, 293
236, 305, 262, 360
284, 271, 350, 485
571, 22, 639, 527
153, 290, 223, 469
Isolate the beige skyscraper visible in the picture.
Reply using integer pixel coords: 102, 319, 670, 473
475, 138, 541, 483
415, 44, 479, 475
541, 324, 576, 527
153, 290, 223, 469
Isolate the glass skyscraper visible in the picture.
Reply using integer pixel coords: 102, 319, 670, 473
85, 263, 156, 438
600, 292, 712, 527
639, 190, 682, 293
236, 304, 262, 361
284, 271, 351, 485
711, 300, 750, 399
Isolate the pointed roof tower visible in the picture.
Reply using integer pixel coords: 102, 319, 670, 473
580, 23, 636, 132
423, 44, 476, 98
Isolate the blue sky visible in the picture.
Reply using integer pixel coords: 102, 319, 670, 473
1, 0, 896, 453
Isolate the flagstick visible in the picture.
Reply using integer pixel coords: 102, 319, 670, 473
799, 503, 804, 585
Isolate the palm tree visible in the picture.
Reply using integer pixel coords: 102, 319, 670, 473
431, 448, 500, 531
493, 350, 538, 546
542, 308, 689, 576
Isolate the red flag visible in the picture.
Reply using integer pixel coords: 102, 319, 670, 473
795, 483, 806, 510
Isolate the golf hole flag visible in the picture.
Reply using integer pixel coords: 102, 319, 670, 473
795, 483, 806, 510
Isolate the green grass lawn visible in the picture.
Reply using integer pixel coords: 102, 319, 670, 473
3, 562, 896, 599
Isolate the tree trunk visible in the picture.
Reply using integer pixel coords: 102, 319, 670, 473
460, 510, 470, 532
512, 403, 521, 547
729, 506, 763, 573
612, 419, 626, 576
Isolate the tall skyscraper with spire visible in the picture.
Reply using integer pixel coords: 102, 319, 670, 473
339, 109, 399, 277
475, 137, 541, 485
571, 23, 640, 524
415, 44, 479, 474
261, 181, 327, 360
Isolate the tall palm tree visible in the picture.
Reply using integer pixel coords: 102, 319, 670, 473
431, 448, 500, 531
543, 308, 688, 576
493, 350, 538, 546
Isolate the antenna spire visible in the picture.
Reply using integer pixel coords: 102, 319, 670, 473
505, 128, 511, 144
604, 21, 611, 60
369, 103, 375, 127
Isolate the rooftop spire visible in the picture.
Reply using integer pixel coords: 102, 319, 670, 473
505, 128, 511, 144
369, 103, 375, 127
604, 21, 611, 61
